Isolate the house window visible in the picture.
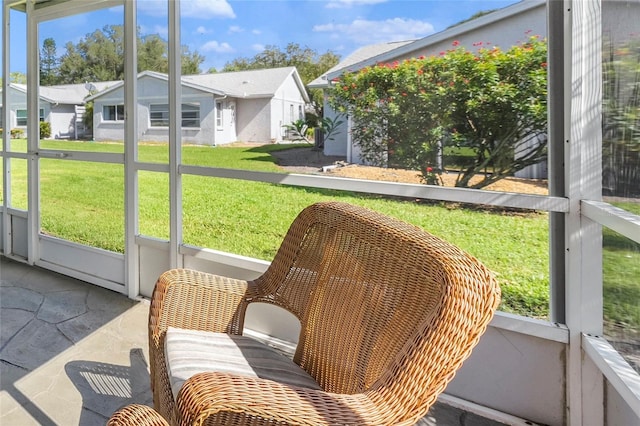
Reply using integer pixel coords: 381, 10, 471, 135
16, 110, 27, 126
290, 104, 294, 122
150, 103, 200, 128
149, 104, 169, 127
15, 108, 44, 126
216, 101, 223, 129
103, 104, 125, 121
181, 103, 200, 128
298, 105, 303, 120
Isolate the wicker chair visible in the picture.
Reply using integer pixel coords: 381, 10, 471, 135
107, 404, 170, 426
116, 201, 500, 425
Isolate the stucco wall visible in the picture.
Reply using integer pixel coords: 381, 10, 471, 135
236, 98, 271, 143
2, 86, 27, 137
272, 76, 306, 142
321, 103, 348, 157
0, 87, 74, 140
93, 76, 228, 145
49, 104, 76, 139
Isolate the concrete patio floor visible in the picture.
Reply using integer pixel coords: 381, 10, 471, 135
1, 256, 508, 425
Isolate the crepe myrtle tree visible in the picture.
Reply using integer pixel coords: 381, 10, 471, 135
329, 36, 548, 189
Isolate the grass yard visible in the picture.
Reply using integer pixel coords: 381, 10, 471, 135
603, 202, 640, 337
1, 140, 637, 327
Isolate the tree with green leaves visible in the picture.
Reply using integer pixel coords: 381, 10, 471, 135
5, 72, 27, 84
137, 34, 168, 73
330, 37, 548, 189
55, 25, 204, 84
40, 37, 59, 85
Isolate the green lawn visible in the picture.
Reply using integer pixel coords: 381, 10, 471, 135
1, 139, 638, 327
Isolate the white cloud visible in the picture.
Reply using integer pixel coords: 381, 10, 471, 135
252, 29, 262, 35
313, 18, 434, 44
182, 0, 235, 19
154, 25, 168, 38
228, 25, 244, 34
139, 24, 168, 38
137, 0, 235, 19
201, 40, 234, 53
252, 44, 265, 52
196, 26, 212, 35
326, 0, 387, 9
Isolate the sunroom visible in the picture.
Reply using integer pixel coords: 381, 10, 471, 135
1, 0, 639, 425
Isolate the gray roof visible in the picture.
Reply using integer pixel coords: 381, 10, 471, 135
85, 67, 309, 103
8, 81, 119, 105
183, 67, 309, 101
84, 70, 226, 102
308, 40, 415, 88
41, 81, 118, 104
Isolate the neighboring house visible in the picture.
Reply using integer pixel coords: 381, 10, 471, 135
88, 67, 309, 145
0, 81, 114, 139
309, 0, 547, 176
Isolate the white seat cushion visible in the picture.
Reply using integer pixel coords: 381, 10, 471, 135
164, 327, 321, 398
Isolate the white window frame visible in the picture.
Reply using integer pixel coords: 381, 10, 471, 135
149, 104, 169, 127
102, 104, 125, 122
150, 102, 200, 128
181, 102, 200, 128
15, 108, 44, 126
216, 101, 223, 129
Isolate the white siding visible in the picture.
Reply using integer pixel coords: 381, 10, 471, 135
402, 8, 545, 60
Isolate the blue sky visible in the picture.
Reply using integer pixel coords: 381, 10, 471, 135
3, 0, 518, 76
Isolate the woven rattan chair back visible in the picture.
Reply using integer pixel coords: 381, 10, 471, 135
250, 201, 500, 417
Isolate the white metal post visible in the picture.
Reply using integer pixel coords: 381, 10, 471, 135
2, 1, 11, 256
26, 0, 39, 264
124, 0, 139, 298
168, 0, 183, 269
547, 0, 567, 324
565, 0, 604, 424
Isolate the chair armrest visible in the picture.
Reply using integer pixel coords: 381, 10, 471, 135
176, 372, 397, 426
107, 404, 170, 426
150, 268, 260, 337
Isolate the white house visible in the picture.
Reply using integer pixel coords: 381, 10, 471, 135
309, 0, 547, 171
88, 67, 310, 145
0, 81, 114, 139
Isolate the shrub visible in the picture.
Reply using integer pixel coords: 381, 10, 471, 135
10, 128, 24, 139
330, 36, 548, 189
40, 121, 52, 138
